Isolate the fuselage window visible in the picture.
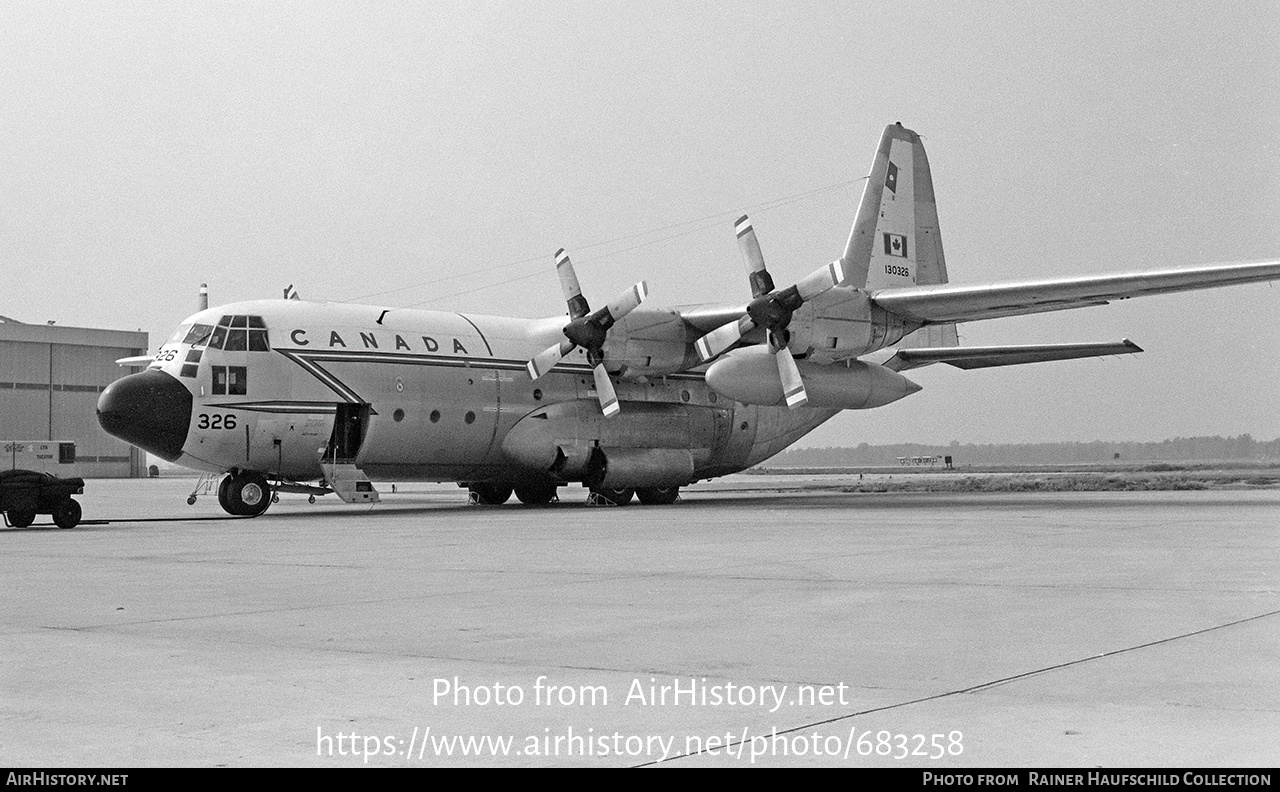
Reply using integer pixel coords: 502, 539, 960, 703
212, 366, 227, 395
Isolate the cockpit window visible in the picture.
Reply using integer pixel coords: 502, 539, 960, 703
205, 315, 268, 351
168, 324, 191, 344
211, 365, 247, 395
183, 324, 214, 346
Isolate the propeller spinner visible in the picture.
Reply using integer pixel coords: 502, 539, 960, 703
526, 249, 648, 418
693, 216, 845, 409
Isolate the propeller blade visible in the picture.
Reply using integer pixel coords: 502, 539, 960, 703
694, 315, 756, 362
593, 363, 621, 417
526, 338, 575, 380
776, 347, 808, 408
735, 215, 774, 298
793, 260, 847, 301
555, 249, 590, 319
598, 281, 649, 325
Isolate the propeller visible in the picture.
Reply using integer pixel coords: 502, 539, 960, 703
526, 249, 648, 418
693, 215, 846, 409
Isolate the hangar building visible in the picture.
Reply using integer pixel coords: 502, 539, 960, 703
1, 315, 149, 478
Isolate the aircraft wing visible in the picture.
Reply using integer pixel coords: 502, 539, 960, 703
672, 304, 749, 334
870, 261, 1280, 324
884, 340, 1142, 372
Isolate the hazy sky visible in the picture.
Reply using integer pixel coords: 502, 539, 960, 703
2, 1, 1277, 446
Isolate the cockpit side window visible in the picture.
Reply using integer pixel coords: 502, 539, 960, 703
211, 365, 247, 396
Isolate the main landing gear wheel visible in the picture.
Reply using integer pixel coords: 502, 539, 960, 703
218, 472, 272, 517
7, 510, 36, 528
588, 487, 634, 506
636, 486, 680, 505
469, 483, 513, 505
52, 498, 81, 529
514, 483, 558, 505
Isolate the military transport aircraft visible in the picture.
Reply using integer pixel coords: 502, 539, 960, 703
97, 123, 1280, 515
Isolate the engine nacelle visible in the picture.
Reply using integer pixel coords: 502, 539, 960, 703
600, 307, 695, 377
787, 287, 918, 362
704, 346, 921, 409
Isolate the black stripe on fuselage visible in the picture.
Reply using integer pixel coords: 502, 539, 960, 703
455, 314, 494, 357
276, 350, 366, 403
276, 347, 708, 381
212, 401, 338, 414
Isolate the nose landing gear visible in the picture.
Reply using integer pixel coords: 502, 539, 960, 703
217, 471, 273, 517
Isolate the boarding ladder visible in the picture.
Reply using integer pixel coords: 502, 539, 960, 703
321, 461, 380, 504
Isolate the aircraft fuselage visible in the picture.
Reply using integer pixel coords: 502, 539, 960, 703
111, 300, 835, 490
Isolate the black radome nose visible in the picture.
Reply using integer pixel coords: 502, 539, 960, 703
97, 370, 193, 462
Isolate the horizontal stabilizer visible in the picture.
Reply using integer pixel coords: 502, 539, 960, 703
115, 355, 154, 367
871, 260, 1280, 324
885, 340, 1143, 372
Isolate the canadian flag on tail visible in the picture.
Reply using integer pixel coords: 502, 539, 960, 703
883, 233, 908, 258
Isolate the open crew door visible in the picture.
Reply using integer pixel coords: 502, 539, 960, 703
326, 403, 370, 462
322, 403, 379, 504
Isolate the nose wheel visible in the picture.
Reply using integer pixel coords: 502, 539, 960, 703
217, 472, 273, 517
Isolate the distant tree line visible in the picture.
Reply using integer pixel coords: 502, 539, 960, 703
770, 435, 1278, 467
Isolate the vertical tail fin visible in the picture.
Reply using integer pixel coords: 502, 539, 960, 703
842, 123, 957, 347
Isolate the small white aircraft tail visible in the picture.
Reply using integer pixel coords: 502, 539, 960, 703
842, 122, 958, 347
